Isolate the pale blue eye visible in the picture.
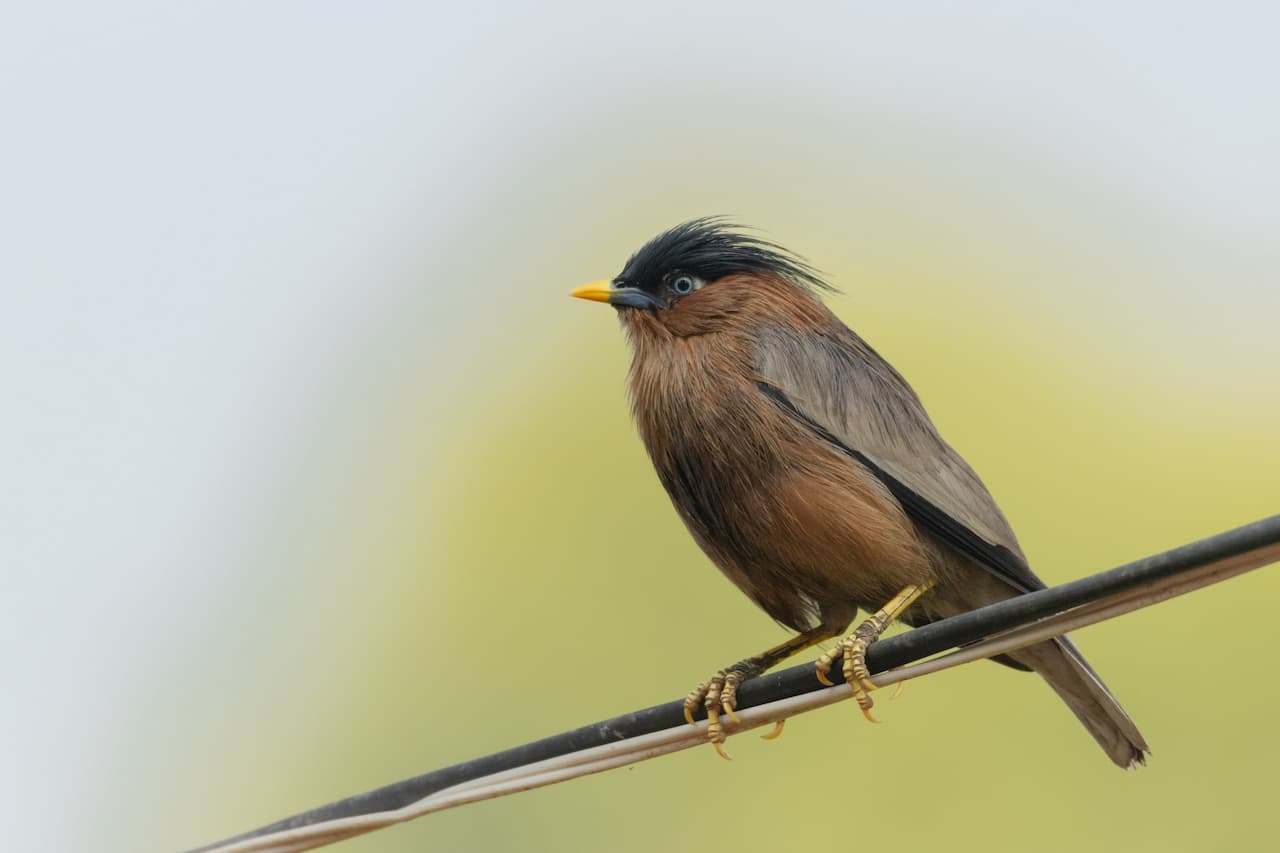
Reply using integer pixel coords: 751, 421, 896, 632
672, 275, 695, 295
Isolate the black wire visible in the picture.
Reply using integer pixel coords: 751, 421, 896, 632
190, 515, 1280, 852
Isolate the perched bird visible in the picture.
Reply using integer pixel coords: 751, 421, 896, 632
570, 218, 1148, 767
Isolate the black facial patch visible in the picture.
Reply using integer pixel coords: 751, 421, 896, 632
616, 218, 835, 295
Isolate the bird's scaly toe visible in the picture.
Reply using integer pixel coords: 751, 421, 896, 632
684, 672, 733, 759
683, 662, 767, 758
815, 631, 882, 722
814, 647, 840, 687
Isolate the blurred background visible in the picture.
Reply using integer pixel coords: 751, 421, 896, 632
3, 4, 1278, 852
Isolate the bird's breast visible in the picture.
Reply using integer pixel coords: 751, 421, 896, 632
625, 334, 930, 627
627, 338, 780, 539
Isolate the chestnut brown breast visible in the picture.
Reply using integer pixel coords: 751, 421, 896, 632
623, 311, 931, 631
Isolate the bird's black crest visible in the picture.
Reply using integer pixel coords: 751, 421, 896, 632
618, 218, 835, 295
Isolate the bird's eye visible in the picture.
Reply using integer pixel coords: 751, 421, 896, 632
672, 275, 696, 295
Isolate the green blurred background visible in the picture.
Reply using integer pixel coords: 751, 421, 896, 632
5, 5, 1278, 853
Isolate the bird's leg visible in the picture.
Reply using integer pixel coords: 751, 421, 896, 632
815, 582, 934, 722
684, 624, 843, 759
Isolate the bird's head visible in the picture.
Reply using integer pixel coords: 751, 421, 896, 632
571, 219, 834, 338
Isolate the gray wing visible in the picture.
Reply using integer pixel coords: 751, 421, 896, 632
754, 324, 1045, 595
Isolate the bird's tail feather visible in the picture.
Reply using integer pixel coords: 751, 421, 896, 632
1014, 635, 1149, 769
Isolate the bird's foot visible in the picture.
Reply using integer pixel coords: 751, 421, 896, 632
813, 582, 935, 722
683, 659, 765, 760
814, 621, 885, 722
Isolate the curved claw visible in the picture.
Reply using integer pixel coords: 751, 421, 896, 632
815, 667, 836, 687
760, 720, 786, 741
860, 706, 881, 724
714, 742, 732, 761
683, 705, 697, 726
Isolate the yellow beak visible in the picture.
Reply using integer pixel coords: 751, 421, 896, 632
570, 280, 616, 303
570, 279, 661, 310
